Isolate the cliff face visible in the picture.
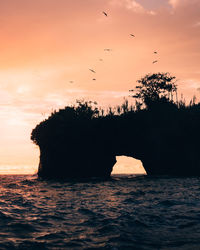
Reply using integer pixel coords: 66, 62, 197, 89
31, 103, 200, 179
35, 115, 119, 179
38, 144, 116, 179
138, 132, 200, 176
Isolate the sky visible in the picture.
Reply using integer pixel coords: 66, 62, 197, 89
0, 0, 200, 174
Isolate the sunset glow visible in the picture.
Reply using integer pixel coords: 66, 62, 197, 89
0, 0, 200, 174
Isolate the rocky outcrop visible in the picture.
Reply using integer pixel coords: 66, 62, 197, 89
37, 144, 116, 179
31, 103, 200, 179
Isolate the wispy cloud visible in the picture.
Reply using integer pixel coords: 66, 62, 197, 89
110, 0, 156, 15
193, 21, 200, 27
169, 0, 200, 8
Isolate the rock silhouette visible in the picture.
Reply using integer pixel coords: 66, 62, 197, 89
31, 74, 200, 179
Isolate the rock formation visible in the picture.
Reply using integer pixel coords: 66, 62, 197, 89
31, 101, 200, 179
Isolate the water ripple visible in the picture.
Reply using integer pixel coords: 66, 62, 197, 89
0, 175, 200, 249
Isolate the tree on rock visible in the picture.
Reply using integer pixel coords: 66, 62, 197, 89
129, 73, 177, 108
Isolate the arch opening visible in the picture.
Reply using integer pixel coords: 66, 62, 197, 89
111, 156, 146, 175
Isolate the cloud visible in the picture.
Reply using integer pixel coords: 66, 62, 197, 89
193, 21, 200, 27
123, 0, 145, 12
110, 0, 154, 14
169, 0, 200, 8
178, 79, 200, 90
168, 0, 179, 8
176, 79, 200, 102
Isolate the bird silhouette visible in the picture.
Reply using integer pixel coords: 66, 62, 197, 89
104, 48, 111, 51
154, 51, 158, 54
69, 81, 74, 83
153, 60, 158, 64
102, 11, 108, 16
92, 78, 96, 81
89, 69, 96, 73
130, 34, 135, 37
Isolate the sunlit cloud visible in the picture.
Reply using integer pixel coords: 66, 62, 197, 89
179, 79, 200, 90
176, 79, 200, 102
120, 0, 145, 12
110, 0, 157, 15
193, 22, 200, 27
110, 0, 144, 12
169, 0, 200, 8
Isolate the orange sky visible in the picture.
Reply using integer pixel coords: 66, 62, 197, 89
0, 0, 200, 174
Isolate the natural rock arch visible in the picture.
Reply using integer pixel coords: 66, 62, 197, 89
32, 101, 200, 179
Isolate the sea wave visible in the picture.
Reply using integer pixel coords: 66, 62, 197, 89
0, 174, 199, 249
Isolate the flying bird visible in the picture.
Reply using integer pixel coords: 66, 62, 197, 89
104, 48, 112, 51
69, 81, 74, 83
154, 51, 158, 54
130, 34, 135, 37
92, 78, 96, 81
89, 69, 96, 73
102, 11, 108, 16
153, 60, 158, 64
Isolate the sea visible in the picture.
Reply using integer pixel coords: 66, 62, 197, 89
0, 174, 200, 250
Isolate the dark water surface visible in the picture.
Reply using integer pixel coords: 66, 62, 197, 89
0, 174, 200, 249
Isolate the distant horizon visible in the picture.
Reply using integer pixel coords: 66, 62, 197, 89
0, 156, 146, 175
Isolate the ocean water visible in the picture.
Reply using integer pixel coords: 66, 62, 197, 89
0, 175, 200, 250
